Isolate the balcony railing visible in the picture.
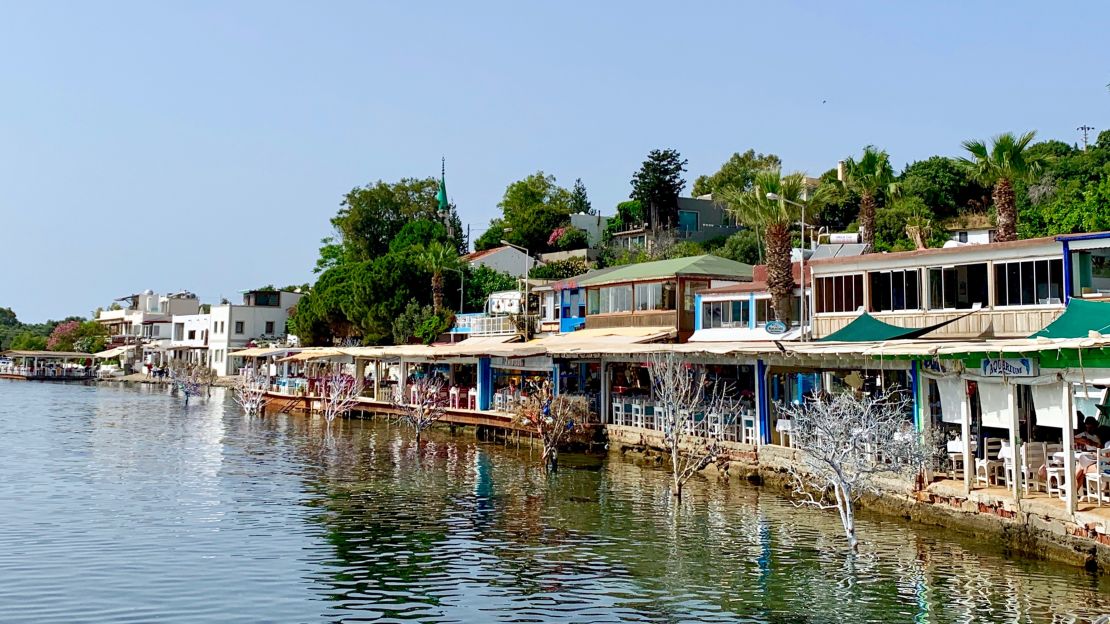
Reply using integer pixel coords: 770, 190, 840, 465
450, 313, 538, 336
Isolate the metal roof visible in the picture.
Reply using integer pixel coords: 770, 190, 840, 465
576, 255, 753, 287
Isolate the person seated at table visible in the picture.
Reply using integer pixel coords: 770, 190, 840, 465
1076, 415, 1102, 451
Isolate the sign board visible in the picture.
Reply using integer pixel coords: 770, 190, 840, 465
979, 357, 1038, 378
765, 320, 788, 335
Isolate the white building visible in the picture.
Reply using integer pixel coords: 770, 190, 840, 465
169, 313, 210, 366
463, 246, 536, 279
96, 290, 199, 344
208, 290, 304, 376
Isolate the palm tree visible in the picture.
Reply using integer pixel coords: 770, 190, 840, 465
418, 241, 461, 312
719, 170, 807, 323
958, 131, 1043, 243
840, 146, 896, 253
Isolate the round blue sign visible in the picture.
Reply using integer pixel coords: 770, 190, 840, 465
765, 320, 788, 335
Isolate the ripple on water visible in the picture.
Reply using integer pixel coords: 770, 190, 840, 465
2, 380, 1110, 623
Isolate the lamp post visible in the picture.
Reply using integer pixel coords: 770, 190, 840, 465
445, 266, 465, 314
500, 239, 532, 326
766, 192, 809, 342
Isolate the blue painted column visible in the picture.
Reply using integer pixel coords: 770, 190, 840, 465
1062, 240, 1073, 303
757, 359, 771, 444
693, 294, 703, 330
911, 360, 922, 431
477, 357, 492, 410
552, 362, 560, 395
749, 294, 756, 329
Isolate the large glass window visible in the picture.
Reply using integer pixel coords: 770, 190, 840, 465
597, 285, 632, 314
587, 289, 600, 315
814, 274, 865, 313
994, 259, 1063, 306
702, 299, 748, 329
868, 269, 920, 312
927, 263, 989, 310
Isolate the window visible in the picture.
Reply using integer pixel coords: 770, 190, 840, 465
868, 269, 920, 312
187, 330, 196, 340
234, 321, 245, 334
754, 299, 772, 324
633, 282, 676, 311
265, 321, 275, 334
702, 299, 748, 329
927, 263, 989, 310
958, 231, 968, 243
252, 292, 280, 307
814, 274, 864, 313
587, 289, 600, 315
684, 280, 708, 312
598, 285, 633, 313
677, 210, 699, 233
152, 326, 160, 337
994, 259, 1063, 306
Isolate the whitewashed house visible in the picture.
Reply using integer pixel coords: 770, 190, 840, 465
463, 246, 536, 279
169, 313, 210, 366
208, 290, 304, 376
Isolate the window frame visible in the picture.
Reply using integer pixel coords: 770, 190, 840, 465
814, 273, 865, 314
993, 257, 1064, 308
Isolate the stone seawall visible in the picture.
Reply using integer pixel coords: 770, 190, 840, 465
605, 425, 1110, 573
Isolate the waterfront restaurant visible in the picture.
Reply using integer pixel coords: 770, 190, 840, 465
0, 350, 98, 380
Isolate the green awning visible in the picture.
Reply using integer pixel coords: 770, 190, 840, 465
1029, 298, 1110, 339
820, 312, 967, 342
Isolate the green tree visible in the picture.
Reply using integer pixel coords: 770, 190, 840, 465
418, 241, 462, 312
692, 149, 781, 198
631, 149, 687, 230
840, 146, 897, 253
390, 219, 450, 254
602, 200, 644, 240
464, 265, 518, 312
9, 332, 47, 350
0, 307, 17, 327
712, 230, 764, 266
719, 170, 807, 322
959, 131, 1045, 243
474, 172, 574, 252
569, 178, 593, 215
332, 178, 442, 261
899, 156, 989, 221
529, 257, 589, 280
873, 196, 948, 252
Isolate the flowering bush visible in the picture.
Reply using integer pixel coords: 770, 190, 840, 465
547, 227, 568, 248
46, 321, 81, 351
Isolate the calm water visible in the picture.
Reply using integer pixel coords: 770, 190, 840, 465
2, 382, 1110, 623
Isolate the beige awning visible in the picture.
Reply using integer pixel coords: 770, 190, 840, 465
276, 348, 346, 363
93, 345, 136, 359
1, 350, 93, 359
230, 347, 301, 358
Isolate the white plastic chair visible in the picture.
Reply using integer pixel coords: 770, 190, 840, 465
1086, 449, 1110, 506
631, 401, 644, 429
1007, 442, 1046, 493
449, 386, 460, 409
975, 438, 1005, 487
611, 401, 624, 426
467, 388, 477, 410
741, 411, 757, 445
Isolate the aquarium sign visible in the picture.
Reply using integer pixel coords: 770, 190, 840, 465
979, 357, 1038, 378
765, 320, 788, 335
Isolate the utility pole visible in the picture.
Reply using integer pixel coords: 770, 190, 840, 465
1078, 125, 1095, 150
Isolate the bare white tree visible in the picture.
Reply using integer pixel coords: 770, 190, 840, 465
169, 362, 211, 406
234, 371, 270, 416
648, 351, 741, 500
392, 376, 447, 444
316, 371, 361, 427
781, 391, 934, 551
515, 381, 588, 472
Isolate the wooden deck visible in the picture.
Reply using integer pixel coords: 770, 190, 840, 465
262, 390, 602, 439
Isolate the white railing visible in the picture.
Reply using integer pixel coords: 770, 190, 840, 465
450, 314, 537, 336
0, 365, 94, 379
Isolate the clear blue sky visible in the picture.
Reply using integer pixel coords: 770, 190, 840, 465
2, 2, 1107, 322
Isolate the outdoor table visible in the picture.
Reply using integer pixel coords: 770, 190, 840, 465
1053, 450, 1097, 469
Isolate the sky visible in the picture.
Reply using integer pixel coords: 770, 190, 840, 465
1, 1, 1108, 322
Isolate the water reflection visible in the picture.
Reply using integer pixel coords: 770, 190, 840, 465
2, 380, 1110, 623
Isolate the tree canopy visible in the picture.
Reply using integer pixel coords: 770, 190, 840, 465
631, 149, 687, 230
692, 149, 781, 198
474, 172, 574, 253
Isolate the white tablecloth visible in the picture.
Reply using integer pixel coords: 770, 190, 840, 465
1053, 451, 1097, 469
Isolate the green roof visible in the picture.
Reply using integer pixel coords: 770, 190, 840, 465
577, 255, 753, 287
1029, 298, 1110, 339
820, 312, 964, 342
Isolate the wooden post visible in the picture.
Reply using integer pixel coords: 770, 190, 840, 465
372, 359, 381, 402
1063, 382, 1077, 514
1009, 383, 1022, 502
962, 381, 973, 494
600, 358, 610, 425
